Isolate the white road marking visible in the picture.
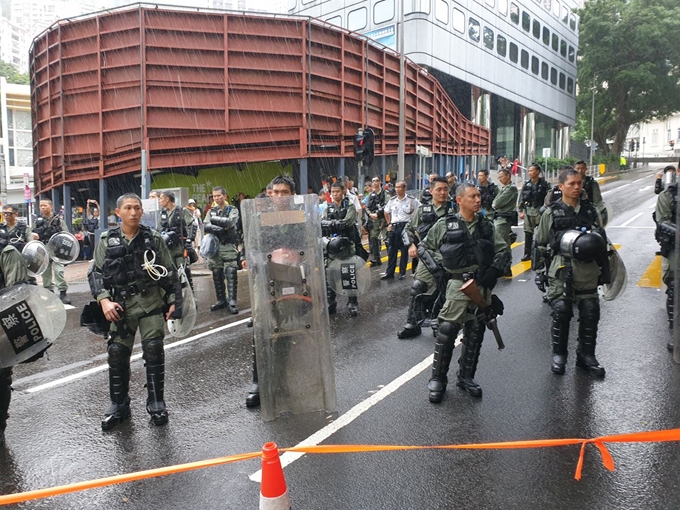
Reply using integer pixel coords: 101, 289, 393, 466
617, 212, 644, 228
607, 225, 655, 229
632, 177, 647, 184
639, 185, 653, 192
249, 353, 437, 483
63, 304, 75, 310
25, 318, 251, 393
602, 183, 631, 196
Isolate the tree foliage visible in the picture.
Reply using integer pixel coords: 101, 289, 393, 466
575, 0, 680, 157
0, 61, 29, 85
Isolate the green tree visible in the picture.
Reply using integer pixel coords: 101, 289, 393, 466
575, 0, 680, 159
0, 61, 29, 85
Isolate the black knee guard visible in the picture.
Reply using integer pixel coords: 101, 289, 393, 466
0, 367, 13, 432
102, 343, 131, 431
576, 298, 605, 377
226, 266, 239, 314
142, 338, 168, 425
427, 321, 461, 403
456, 319, 485, 397
667, 280, 675, 331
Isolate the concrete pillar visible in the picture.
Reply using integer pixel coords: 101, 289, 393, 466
51, 188, 61, 216
520, 110, 536, 168
337, 157, 345, 178
299, 158, 308, 196
381, 156, 387, 182
63, 184, 72, 232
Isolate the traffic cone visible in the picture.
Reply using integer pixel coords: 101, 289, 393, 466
259, 442, 291, 510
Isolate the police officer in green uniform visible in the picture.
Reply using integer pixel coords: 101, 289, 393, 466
2, 206, 31, 253
365, 177, 390, 267
492, 168, 518, 277
534, 167, 607, 377
477, 169, 498, 218
89, 193, 178, 430
204, 186, 240, 314
575, 160, 603, 209
518, 164, 549, 261
655, 165, 678, 352
159, 191, 196, 289
33, 199, 71, 304
398, 177, 457, 339
0, 227, 30, 446
322, 181, 359, 316
423, 183, 509, 402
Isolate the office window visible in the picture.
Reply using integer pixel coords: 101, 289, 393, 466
543, 0, 551, 10
469, 17, 480, 42
498, 0, 507, 16
435, 0, 448, 24
7, 110, 32, 168
569, 13, 576, 30
532, 20, 540, 38
552, 33, 558, 51
542, 26, 550, 45
497, 35, 507, 57
325, 15, 342, 26
552, 0, 560, 17
452, 8, 465, 33
406, 0, 431, 14
483, 27, 494, 50
522, 11, 530, 32
568, 45, 575, 62
374, 0, 395, 24
509, 42, 518, 63
559, 72, 566, 89
485, 0, 495, 7
541, 61, 548, 80
531, 56, 539, 74
348, 7, 367, 30
560, 39, 567, 57
520, 49, 529, 69
510, 2, 519, 24
652, 129, 658, 146
567, 77, 574, 94
561, 5, 568, 24
550, 67, 557, 84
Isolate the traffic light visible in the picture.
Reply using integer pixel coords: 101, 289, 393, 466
636, 140, 640, 151
353, 130, 365, 162
629, 140, 635, 152
362, 128, 375, 167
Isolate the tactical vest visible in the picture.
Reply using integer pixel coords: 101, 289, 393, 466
367, 190, 388, 213
7, 223, 28, 253
209, 206, 239, 244
521, 178, 549, 208
0, 228, 12, 289
583, 176, 595, 202
324, 199, 354, 237
160, 207, 183, 236
439, 214, 495, 271
420, 189, 433, 205
548, 200, 600, 253
417, 202, 457, 240
33, 215, 61, 243
101, 226, 159, 290
478, 183, 498, 210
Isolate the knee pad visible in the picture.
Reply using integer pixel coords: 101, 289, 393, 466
226, 266, 238, 279
438, 321, 458, 339
0, 367, 12, 387
107, 343, 131, 368
667, 280, 675, 298
410, 279, 428, 296
550, 299, 573, 321
578, 298, 600, 323
142, 338, 165, 364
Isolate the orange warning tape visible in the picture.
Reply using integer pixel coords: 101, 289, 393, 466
1, 428, 679, 505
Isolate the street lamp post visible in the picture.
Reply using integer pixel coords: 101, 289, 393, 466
589, 77, 595, 168
397, 0, 405, 182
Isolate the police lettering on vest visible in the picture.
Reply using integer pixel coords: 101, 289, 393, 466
417, 202, 457, 240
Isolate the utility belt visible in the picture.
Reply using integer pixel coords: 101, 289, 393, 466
112, 281, 159, 299
446, 271, 475, 281
574, 288, 598, 295
494, 211, 519, 226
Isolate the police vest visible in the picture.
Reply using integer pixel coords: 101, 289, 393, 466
547, 185, 562, 205
101, 226, 159, 290
7, 223, 28, 253
417, 202, 457, 240
583, 176, 595, 202
478, 183, 498, 210
0, 226, 10, 287
548, 200, 600, 253
367, 190, 388, 213
420, 189, 433, 205
209, 206, 239, 244
33, 215, 61, 243
439, 214, 495, 271
160, 207, 183, 236
324, 199, 354, 235
521, 179, 549, 208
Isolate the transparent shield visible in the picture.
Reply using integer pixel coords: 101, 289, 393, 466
0, 284, 67, 368
242, 194, 336, 422
22, 241, 49, 277
47, 232, 80, 265
326, 255, 371, 296
167, 283, 197, 338
600, 249, 627, 301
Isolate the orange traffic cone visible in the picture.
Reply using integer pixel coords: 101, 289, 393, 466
259, 442, 291, 510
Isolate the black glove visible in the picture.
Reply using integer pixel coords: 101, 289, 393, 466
490, 294, 504, 316
535, 272, 547, 292
480, 267, 500, 290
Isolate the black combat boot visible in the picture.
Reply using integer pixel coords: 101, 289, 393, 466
0, 368, 12, 446
456, 319, 485, 397
225, 266, 239, 315
521, 232, 533, 262
210, 269, 227, 311
575, 299, 605, 377
347, 296, 358, 317
327, 284, 337, 314
369, 238, 382, 266
59, 290, 71, 305
550, 300, 572, 375
398, 280, 428, 339
143, 338, 169, 426
246, 336, 260, 408
427, 321, 460, 403
101, 343, 132, 431
667, 281, 675, 352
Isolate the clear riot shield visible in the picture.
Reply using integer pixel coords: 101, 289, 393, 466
0, 284, 67, 368
242, 194, 336, 422
167, 267, 197, 338
46, 232, 80, 265
22, 241, 49, 277
600, 247, 627, 301
326, 255, 371, 297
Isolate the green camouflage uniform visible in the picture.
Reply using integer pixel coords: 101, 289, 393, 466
492, 182, 518, 258
35, 214, 68, 292
204, 204, 240, 271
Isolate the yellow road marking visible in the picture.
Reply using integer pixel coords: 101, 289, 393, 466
638, 255, 662, 288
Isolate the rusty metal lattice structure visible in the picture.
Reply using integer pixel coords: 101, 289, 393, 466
30, 5, 490, 195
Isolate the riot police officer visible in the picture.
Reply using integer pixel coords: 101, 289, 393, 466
423, 183, 509, 402
655, 165, 678, 352
33, 199, 71, 304
204, 186, 240, 314
0, 227, 30, 446
534, 167, 608, 376
365, 177, 390, 267
419, 173, 439, 205
519, 164, 549, 261
2, 206, 31, 253
446, 172, 458, 201
88, 193, 179, 430
159, 191, 196, 289
477, 169, 498, 218
492, 169, 518, 277
575, 160, 603, 209
322, 182, 360, 316
398, 177, 457, 339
